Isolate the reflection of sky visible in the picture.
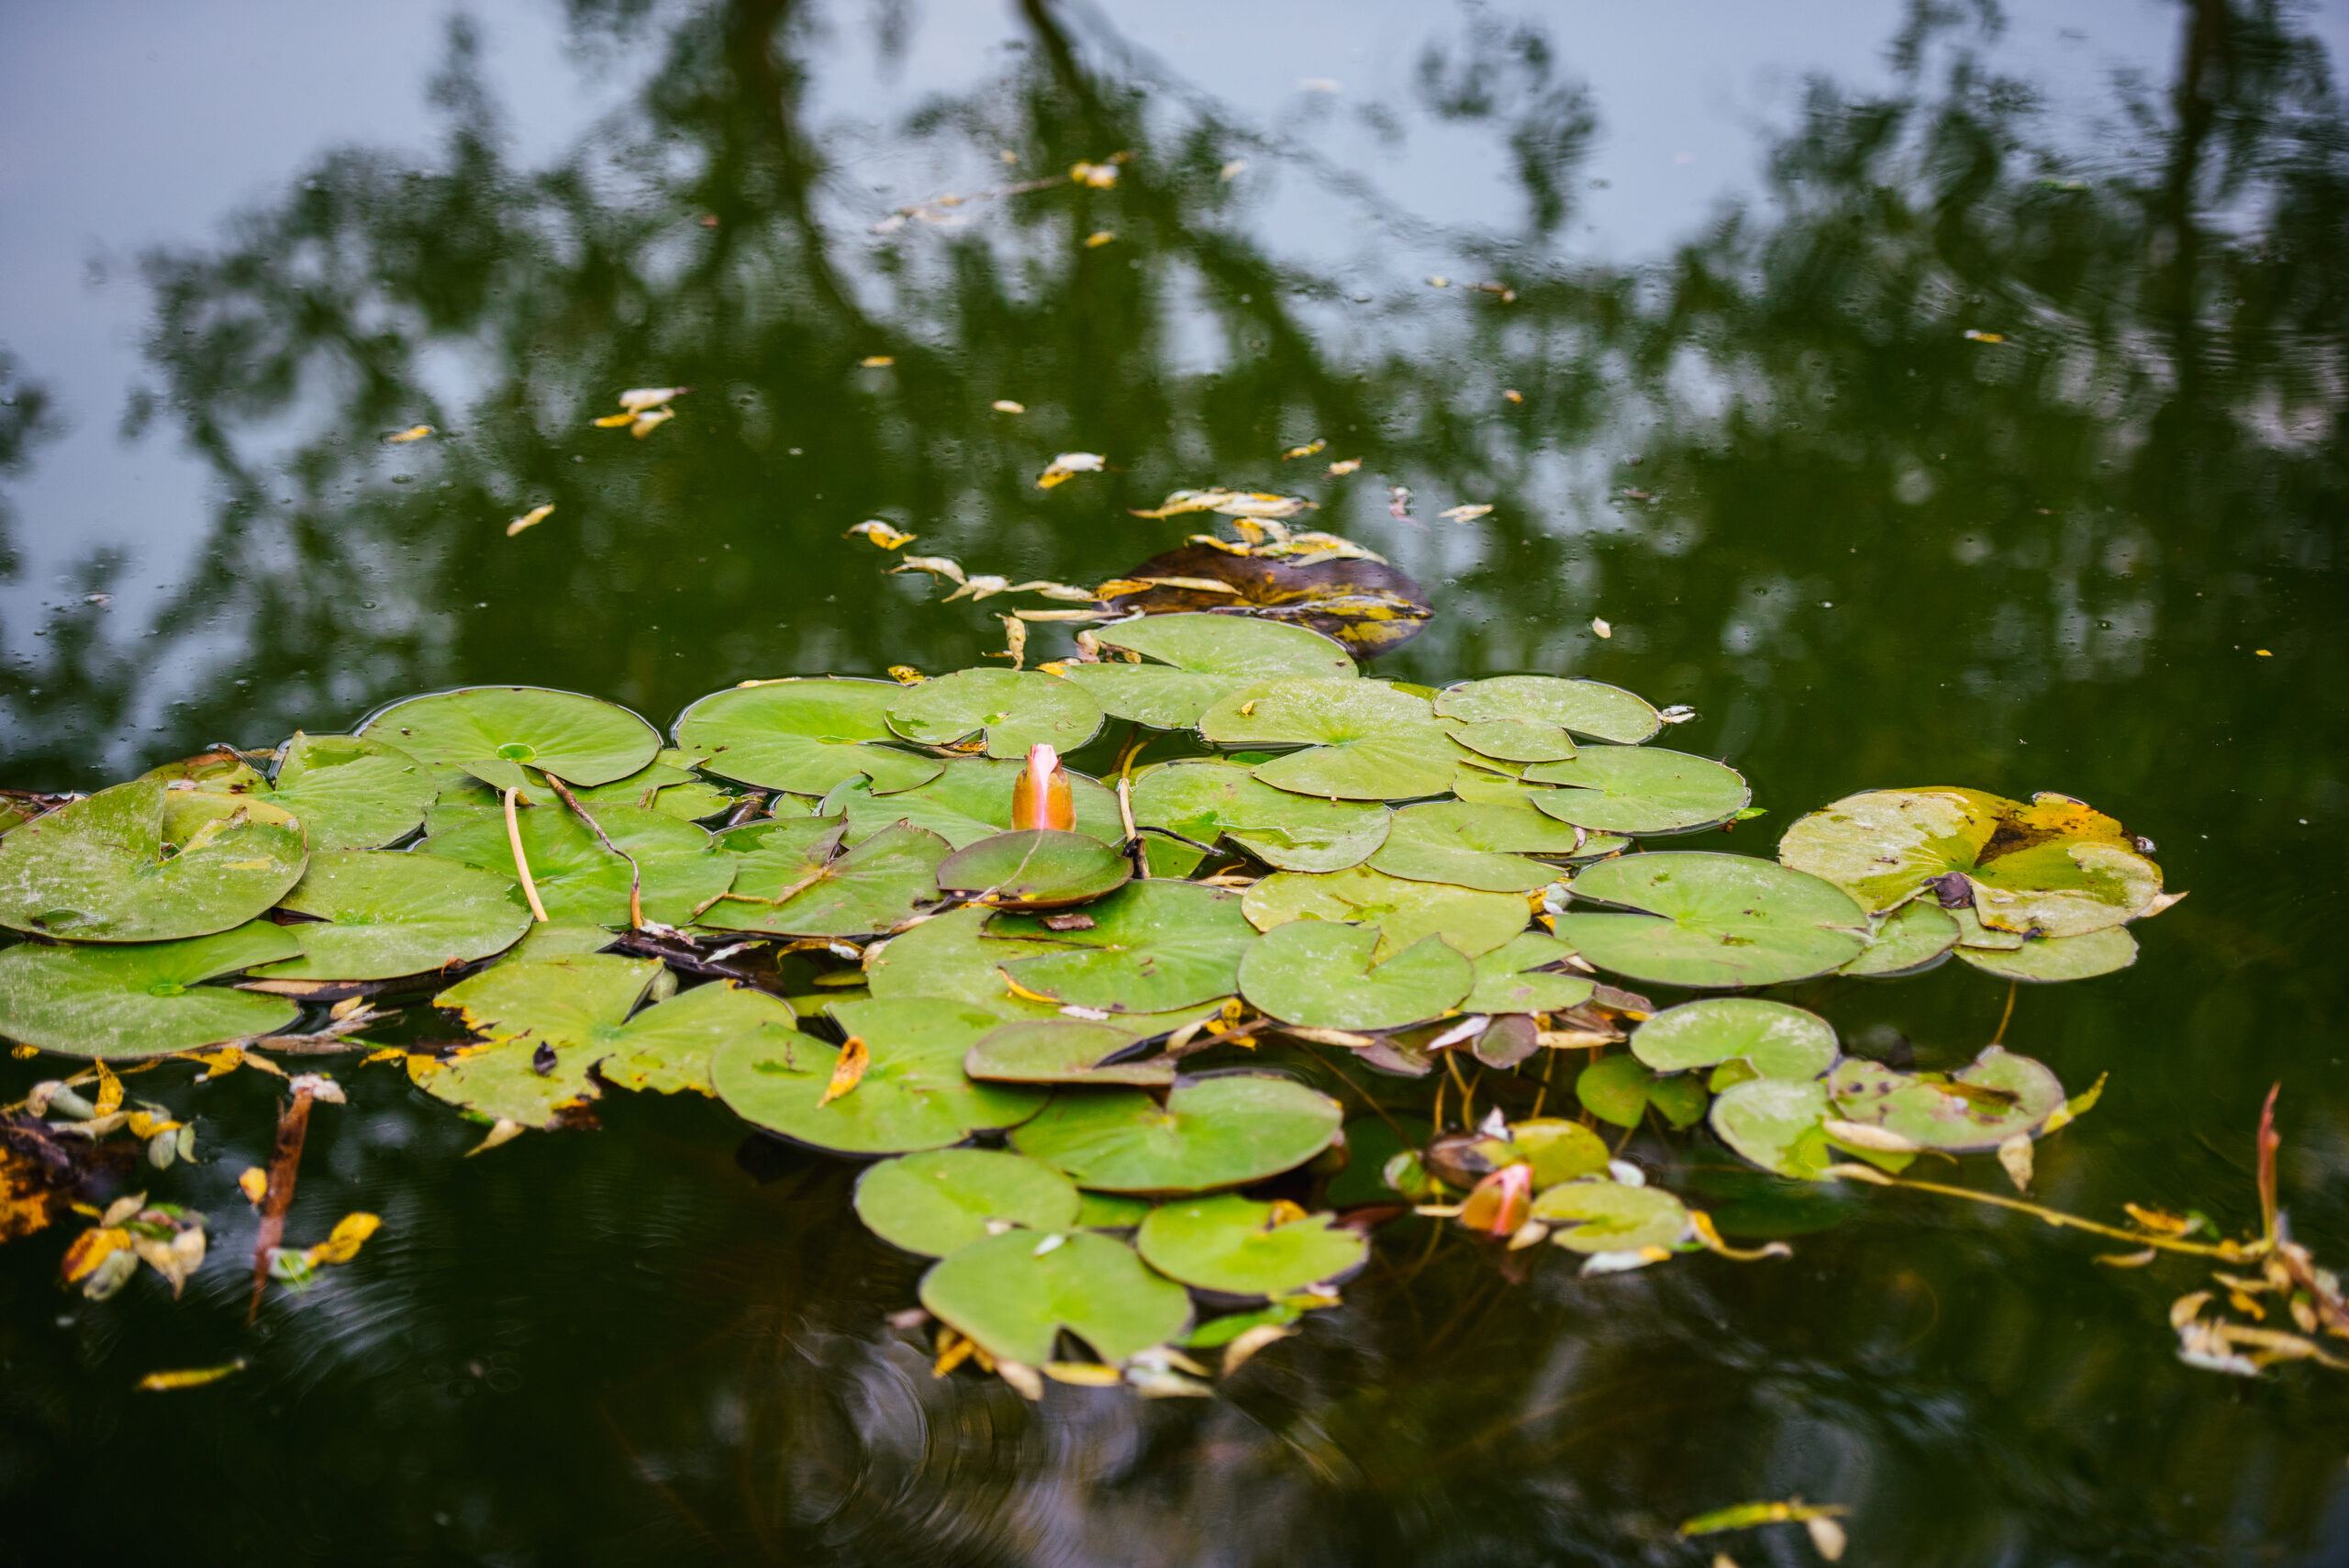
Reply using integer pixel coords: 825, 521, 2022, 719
0, 0, 2294, 643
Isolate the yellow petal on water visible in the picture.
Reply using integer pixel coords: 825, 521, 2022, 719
990, 616, 1028, 672
1128, 488, 1233, 518
859, 355, 895, 367
1084, 231, 1116, 249
629, 407, 674, 439
238, 1167, 269, 1207
1591, 617, 1612, 639
1503, 388, 1524, 403
818, 1036, 870, 1106
932, 1329, 977, 1377
1438, 503, 1493, 522
1325, 458, 1362, 475
2254, 649, 2272, 657
125, 1110, 179, 1140
506, 503, 555, 538
592, 412, 637, 428
1281, 439, 1327, 461
1005, 580, 1097, 601
1998, 1131, 2035, 1194
384, 425, 434, 444
992, 399, 1027, 413
618, 386, 690, 413
1037, 451, 1107, 488
846, 519, 916, 550
136, 1358, 247, 1392
1213, 491, 1315, 519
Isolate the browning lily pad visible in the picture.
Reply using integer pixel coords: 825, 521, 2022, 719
1532, 1179, 1689, 1253
1463, 932, 1596, 1015
0, 922, 300, 1057
1826, 1045, 2065, 1151
1776, 787, 2164, 938
703, 822, 946, 937
422, 801, 735, 927
1099, 540, 1431, 658
1010, 1074, 1343, 1193
1368, 800, 1587, 893
266, 732, 436, 849
937, 830, 1131, 909
1238, 921, 1471, 1031
918, 1229, 1192, 1367
251, 851, 532, 980
853, 1150, 1083, 1256
1433, 675, 1662, 746
1955, 925, 2138, 982
674, 678, 945, 795
711, 996, 1046, 1154
829, 757, 1123, 848
1061, 613, 1357, 728
1631, 998, 1838, 1081
1242, 864, 1529, 960
0, 778, 307, 943
1520, 748, 1751, 836
1842, 898, 1960, 977
362, 685, 661, 793
1553, 852, 1867, 987
965, 1018, 1175, 1086
1130, 760, 1390, 873
1199, 679, 1464, 800
1709, 1077, 1836, 1180
885, 669, 1103, 759
1136, 1193, 1367, 1296
988, 881, 1257, 1013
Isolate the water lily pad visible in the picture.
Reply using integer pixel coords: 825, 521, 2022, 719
711, 996, 1046, 1154
251, 851, 531, 980
1463, 932, 1596, 1015
561, 751, 733, 822
1531, 1179, 1689, 1253
853, 1150, 1082, 1256
1776, 787, 2164, 938
1955, 925, 2138, 982
829, 757, 1124, 849
1709, 1077, 1835, 1179
864, 905, 1064, 1018
1199, 679, 1465, 800
988, 881, 1257, 1014
1077, 1192, 1155, 1229
1842, 899, 1960, 977
408, 1038, 603, 1128
1010, 1074, 1343, 1193
267, 732, 436, 849
1827, 1045, 2065, 1151
885, 669, 1103, 759
1509, 1118, 1613, 1186
1520, 748, 1751, 835
1063, 613, 1356, 728
0, 922, 300, 1057
1448, 771, 1636, 855
422, 801, 735, 927
1553, 852, 1867, 987
1433, 675, 1662, 746
362, 685, 660, 793
965, 1019, 1174, 1085
1575, 1053, 1656, 1127
937, 830, 1130, 909
1130, 760, 1389, 873
0, 778, 307, 943
1631, 998, 1838, 1081
1099, 541, 1432, 657
1369, 800, 1586, 893
703, 822, 946, 937
499, 921, 619, 962
593, 980, 804, 1095
919, 1229, 1192, 1367
674, 678, 944, 795
1136, 1194, 1367, 1296
419, 952, 664, 1126
1242, 865, 1529, 960
1238, 921, 1471, 1030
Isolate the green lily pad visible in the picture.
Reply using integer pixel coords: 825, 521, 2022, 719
1576, 1053, 1655, 1127
1136, 1194, 1367, 1296
1447, 770, 1637, 856
864, 905, 1065, 1018
408, 1038, 603, 1129
885, 669, 1103, 759
1130, 760, 1390, 873
1242, 865, 1530, 960
250, 851, 531, 980
1238, 922, 1471, 1030
1531, 1179, 1689, 1253
1010, 1074, 1344, 1194
421, 801, 736, 928
828, 757, 1124, 849
1631, 998, 1838, 1080
937, 830, 1131, 910
593, 979, 804, 1095
711, 996, 1046, 1154
1433, 675, 1662, 746
1951, 903, 2025, 950
1520, 748, 1751, 835
1827, 1045, 2065, 1151
1842, 899, 1960, 977
988, 881, 1257, 1014
919, 1229, 1192, 1367
498, 921, 618, 962
560, 751, 733, 822
1709, 1077, 1836, 1180
1955, 925, 2138, 982
1369, 800, 1587, 893
0, 922, 300, 1058
674, 678, 945, 795
0, 778, 307, 943
266, 732, 436, 849
965, 1019, 1175, 1086
703, 822, 947, 937
362, 685, 660, 793
1198, 679, 1466, 800
1463, 933, 1595, 1015
1553, 852, 1867, 987
1062, 613, 1357, 728
1077, 1192, 1155, 1229
1509, 1118, 1613, 1186
418, 951, 662, 1126
853, 1150, 1083, 1257
1776, 787, 2164, 938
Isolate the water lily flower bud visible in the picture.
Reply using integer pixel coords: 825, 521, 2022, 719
1011, 743, 1074, 831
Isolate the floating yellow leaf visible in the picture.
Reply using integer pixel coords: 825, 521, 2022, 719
1503, 389, 1524, 404
93, 1062, 123, 1118
1084, 231, 1116, 249
1037, 452, 1106, 488
304, 1211, 382, 1267
2126, 1203, 2195, 1236
618, 386, 690, 413
61, 1226, 132, 1284
2095, 1247, 2158, 1267
384, 425, 434, 444
238, 1167, 269, 1206
1043, 1361, 1124, 1386
894, 555, 966, 585
136, 1359, 247, 1392
1438, 503, 1493, 522
846, 520, 916, 550
1592, 617, 1613, 639
942, 574, 1012, 603
1219, 159, 1248, 180
992, 399, 1026, 413
1325, 458, 1362, 475
1281, 439, 1327, 461
592, 412, 635, 428
1069, 161, 1119, 188
629, 407, 674, 439
859, 355, 895, 367
1678, 1499, 1852, 1537
1998, 1131, 2034, 1193
2040, 1072, 2107, 1134
818, 1036, 870, 1106
1964, 329, 2005, 343
506, 503, 555, 538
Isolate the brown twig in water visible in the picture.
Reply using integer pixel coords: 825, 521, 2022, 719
246, 1084, 315, 1322
503, 786, 551, 922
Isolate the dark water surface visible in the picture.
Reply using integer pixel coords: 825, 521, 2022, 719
3, 2, 2347, 1562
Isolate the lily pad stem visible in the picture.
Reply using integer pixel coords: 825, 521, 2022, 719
1992, 978, 2018, 1045
1844, 1170, 2261, 1259
543, 773, 643, 929
503, 786, 551, 923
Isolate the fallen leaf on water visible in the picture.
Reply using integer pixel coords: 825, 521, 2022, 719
1438, 503, 1493, 522
1427, 275, 1450, 288
991, 615, 1028, 671
943, 574, 1012, 602
1471, 282, 1518, 302
1678, 1499, 1852, 1538
859, 355, 895, 367
506, 504, 554, 538
819, 1036, 870, 1106
894, 556, 967, 586
888, 665, 925, 684
997, 1360, 1045, 1399
1998, 1131, 2035, 1193
1591, 617, 1612, 639
94, 1062, 124, 1118
618, 386, 690, 413
1044, 1361, 1124, 1385
1219, 160, 1247, 180
2040, 1072, 2107, 1134
2095, 1247, 2158, 1267
136, 1359, 247, 1392
846, 520, 916, 550
1006, 579, 1098, 601
1038, 452, 1107, 488
1070, 161, 1119, 188
629, 407, 674, 439
1326, 458, 1362, 475
1806, 1517, 1848, 1562
384, 425, 434, 444
2171, 1290, 2213, 1328
992, 400, 1026, 413
1084, 231, 1116, 249
61, 1225, 131, 1284
237, 1167, 268, 1206
2126, 1202, 2197, 1236
304, 1211, 382, 1266
470, 1118, 525, 1155
1221, 1322, 1297, 1372
1281, 439, 1326, 461
592, 413, 636, 428
1503, 389, 1523, 403
1964, 329, 2005, 343
2254, 649, 2272, 657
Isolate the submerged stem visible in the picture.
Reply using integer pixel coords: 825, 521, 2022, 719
1854, 1170, 2257, 1259
1992, 978, 2018, 1044
503, 786, 551, 923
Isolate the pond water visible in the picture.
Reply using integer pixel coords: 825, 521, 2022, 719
3, 2, 2347, 1562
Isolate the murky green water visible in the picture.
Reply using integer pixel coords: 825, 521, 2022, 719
4, 2, 2346, 1562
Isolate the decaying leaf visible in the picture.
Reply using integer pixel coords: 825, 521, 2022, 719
859, 355, 896, 367
1591, 617, 1612, 639
1084, 231, 1116, 249
1037, 452, 1106, 488
848, 520, 917, 550
1326, 458, 1362, 475
1998, 1131, 2035, 1193
506, 503, 554, 538
136, 1359, 247, 1392
304, 1211, 382, 1267
992, 400, 1026, 413
1281, 440, 1326, 461
819, 1035, 871, 1106
1438, 504, 1493, 522
384, 425, 434, 444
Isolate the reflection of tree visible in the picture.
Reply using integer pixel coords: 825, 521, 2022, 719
2, 0, 2346, 1561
